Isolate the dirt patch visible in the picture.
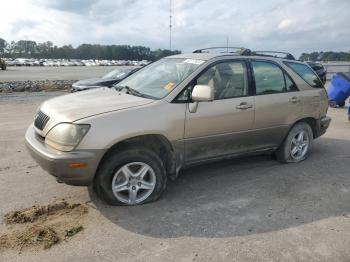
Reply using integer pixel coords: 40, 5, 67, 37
2, 226, 60, 250
0, 201, 88, 252
4, 201, 82, 224
65, 225, 84, 237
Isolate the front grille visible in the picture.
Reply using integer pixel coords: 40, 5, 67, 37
34, 110, 50, 131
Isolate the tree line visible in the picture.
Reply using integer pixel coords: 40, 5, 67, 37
2, 38, 349, 62
299, 51, 350, 62
0, 38, 181, 61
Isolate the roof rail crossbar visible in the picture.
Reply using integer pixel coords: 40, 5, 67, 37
192, 47, 294, 60
252, 51, 295, 60
193, 47, 249, 54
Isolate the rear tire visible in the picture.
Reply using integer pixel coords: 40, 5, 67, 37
94, 147, 167, 206
275, 122, 313, 163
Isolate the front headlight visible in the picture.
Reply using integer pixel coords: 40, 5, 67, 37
45, 123, 90, 152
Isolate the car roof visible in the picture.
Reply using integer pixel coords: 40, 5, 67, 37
168, 52, 305, 64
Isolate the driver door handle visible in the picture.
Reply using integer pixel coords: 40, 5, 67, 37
236, 102, 253, 110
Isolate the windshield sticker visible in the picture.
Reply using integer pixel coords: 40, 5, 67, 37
164, 82, 175, 91
183, 59, 205, 65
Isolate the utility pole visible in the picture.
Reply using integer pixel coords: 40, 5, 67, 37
169, 0, 172, 51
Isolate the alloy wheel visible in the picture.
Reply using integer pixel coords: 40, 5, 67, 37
290, 130, 309, 161
111, 162, 156, 205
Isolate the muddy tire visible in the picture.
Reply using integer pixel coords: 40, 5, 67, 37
1, 64, 5, 70
94, 147, 167, 206
275, 122, 313, 163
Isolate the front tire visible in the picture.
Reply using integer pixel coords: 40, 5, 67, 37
94, 148, 167, 205
275, 122, 313, 163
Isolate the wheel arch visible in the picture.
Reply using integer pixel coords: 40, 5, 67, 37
95, 134, 178, 182
294, 117, 317, 139
275, 117, 316, 163
283, 117, 317, 143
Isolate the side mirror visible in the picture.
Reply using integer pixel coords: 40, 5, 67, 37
191, 85, 214, 102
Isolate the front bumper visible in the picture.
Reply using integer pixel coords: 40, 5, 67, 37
315, 116, 331, 138
25, 124, 105, 186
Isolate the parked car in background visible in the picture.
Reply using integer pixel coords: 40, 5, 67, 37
25, 48, 331, 206
307, 61, 327, 84
4, 58, 150, 67
71, 67, 141, 92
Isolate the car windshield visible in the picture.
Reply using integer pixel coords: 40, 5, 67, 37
117, 58, 205, 99
102, 68, 132, 79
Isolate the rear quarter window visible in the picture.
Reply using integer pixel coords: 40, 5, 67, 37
285, 62, 323, 88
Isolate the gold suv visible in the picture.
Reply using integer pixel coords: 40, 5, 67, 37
25, 48, 331, 205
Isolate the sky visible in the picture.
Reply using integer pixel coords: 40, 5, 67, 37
1, 0, 349, 56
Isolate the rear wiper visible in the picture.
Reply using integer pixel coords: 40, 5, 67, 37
114, 85, 144, 97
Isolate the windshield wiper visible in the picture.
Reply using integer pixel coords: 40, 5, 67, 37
114, 85, 144, 97
114, 85, 157, 100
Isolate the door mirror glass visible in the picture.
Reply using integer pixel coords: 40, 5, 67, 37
191, 85, 214, 102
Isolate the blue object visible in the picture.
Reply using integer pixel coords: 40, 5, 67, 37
327, 72, 350, 107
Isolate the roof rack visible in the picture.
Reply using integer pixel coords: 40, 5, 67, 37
251, 51, 295, 60
193, 47, 252, 55
192, 47, 295, 60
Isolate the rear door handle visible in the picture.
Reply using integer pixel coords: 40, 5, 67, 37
236, 102, 253, 110
289, 97, 299, 103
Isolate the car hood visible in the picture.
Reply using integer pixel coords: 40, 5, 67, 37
39, 87, 154, 135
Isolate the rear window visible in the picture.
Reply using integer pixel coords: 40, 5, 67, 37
285, 62, 323, 88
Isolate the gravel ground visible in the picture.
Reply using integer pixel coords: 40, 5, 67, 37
0, 92, 350, 261
0, 80, 75, 92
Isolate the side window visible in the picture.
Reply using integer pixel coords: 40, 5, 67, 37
285, 62, 323, 88
196, 61, 248, 100
252, 61, 287, 95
